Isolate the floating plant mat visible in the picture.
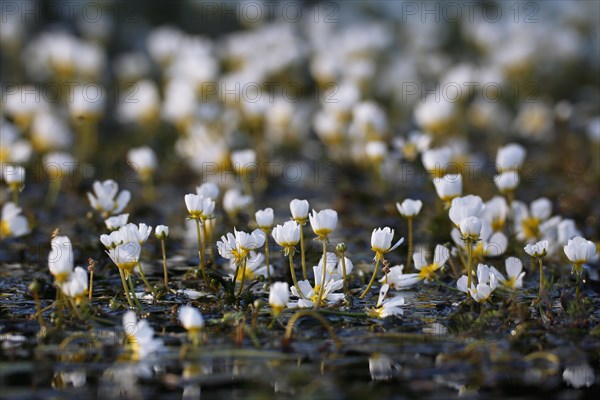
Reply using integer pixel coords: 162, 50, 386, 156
2, 260, 599, 398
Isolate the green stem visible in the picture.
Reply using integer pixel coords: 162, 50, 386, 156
136, 262, 153, 293
236, 257, 248, 301
575, 264, 582, 302
284, 310, 342, 349
359, 256, 381, 299
406, 217, 413, 272
161, 239, 168, 288
195, 219, 208, 284
32, 288, 46, 329
264, 234, 271, 282
201, 219, 208, 267
466, 238, 473, 290
318, 309, 367, 318
538, 257, 545, 298
12, 189, 18, 206
316, 240, 328, 308
288, 252, 304, 299
118, 268, 135, 308
300, 225, 307, 280
142, 174, 155, 202
127, 275, 144, 310
340, 252, 348, 294
88, 269, 94, 302
46, 176, 63, 209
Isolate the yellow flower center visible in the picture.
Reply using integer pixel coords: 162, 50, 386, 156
491, 217, 505, 232
504, 277, 517, 289
310, 285, 325, 306
521, 217, 541, 240
418, 263, 439, 281
235, 265, 256, 282
118, 261, 137, 276
54, 272, 71, 284
368, 307, 385, 319
1, 219, 11, 237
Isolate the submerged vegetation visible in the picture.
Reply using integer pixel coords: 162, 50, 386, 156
1, 1, 600, 398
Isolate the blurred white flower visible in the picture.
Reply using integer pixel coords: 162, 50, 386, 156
48, 235, 74, 284
433, 174, 462, 203
396, 199, 423, 218
0, 202, 29, 238
87, 180, 131, 218
490, 257, 525, 289
122, 311, 164, 360
269, 282, 289, 316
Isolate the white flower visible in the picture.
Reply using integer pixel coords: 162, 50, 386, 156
100, 230, 122, 249
3, 165, 25, 186
236, 228, 266, 252
122, 311, 164, 360
155, 225, 169, 239
290, 199, 309, 222
318, 252, 354, 277
196, 182, 219, 200
365, 141, 387, 162
288, 266, 344, 309
494, 171, 520, 192
179, 305, 204, 331
48, 235, 74, 283
87, 180, 131, 217
371, 227, 404, 260
496, 143, 526, 172
107, 242, 141, 276
512, 198, 554, 242
448, 195, 484, 227
0, 202, 29, 238
414, 96, 456, 135
228, 251, 272, 281
61, 266, 88, 299
384, 245, 449, 288
369, 353, 393, 381
269, 282, 289, 315
557, 219, 581, 246
524, 240, 548, 258
352, 101, 388, 137
117, 80, 160, 124
184, 193, 215, 220
433, 174, 462, 202
393, 130, 431, 161
422, 146, 453, 175
127, 146, 157, 178
217, 229, 266, 262
457, 263, 498, 302
69, 85, 105, 120
564, 236, 597, 265
231, 149, 257, 174
482, 196, 509, 232
255, 208, 274, 230
272, 221, 300, 254
368, 284, 405, 318
459, 216, 483, 240
563, 365, 595, 389
396, 199, 423, 217
451, 219, 508, 258
490, 257, 525, 289
587, 117, 600, 143
42, 152, 76, 178
222, 188, 252, 216
105, 214, 129, 231
309, 209, 338, 239
119, 223, 153, 244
